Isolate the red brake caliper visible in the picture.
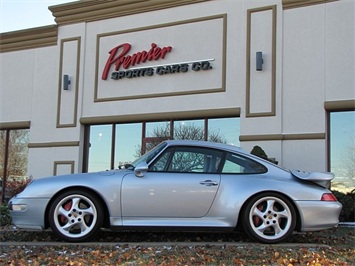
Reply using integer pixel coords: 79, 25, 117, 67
253, 204, 263, 227
60, 201, 72, 224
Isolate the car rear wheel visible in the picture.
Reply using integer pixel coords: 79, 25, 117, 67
48, 190, 103, 242
242, 192, 296, 244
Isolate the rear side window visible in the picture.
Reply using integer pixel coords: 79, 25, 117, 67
221, 152, 267, 174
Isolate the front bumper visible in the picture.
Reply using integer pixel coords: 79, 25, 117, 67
8, 197, 51, 230
295, 200, 342, 231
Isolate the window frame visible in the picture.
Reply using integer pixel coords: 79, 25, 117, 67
82, 116, 240, 173
221, 152, 268, 175
149, 146, 225, 174
0, 126, 30, 203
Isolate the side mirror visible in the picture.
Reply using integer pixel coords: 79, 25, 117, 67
134, 162, 149, 177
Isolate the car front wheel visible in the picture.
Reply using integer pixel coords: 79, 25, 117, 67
242, 192, 296, 244
48, 190, 103, 242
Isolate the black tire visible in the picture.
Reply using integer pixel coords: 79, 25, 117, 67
242, 192, 296, 244
48, 190, 104, 242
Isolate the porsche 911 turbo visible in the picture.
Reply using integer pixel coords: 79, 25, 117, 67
9, 140, 342, 243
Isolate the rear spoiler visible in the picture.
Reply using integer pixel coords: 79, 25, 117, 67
291, 170, 334, 189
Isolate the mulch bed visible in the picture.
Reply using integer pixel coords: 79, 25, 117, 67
1, 226, 354, 265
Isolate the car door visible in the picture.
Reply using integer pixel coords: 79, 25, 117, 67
121, 146, 223, 218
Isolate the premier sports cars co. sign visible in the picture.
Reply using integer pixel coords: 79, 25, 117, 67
94, 15, 225, 101
101, 42, 213, 81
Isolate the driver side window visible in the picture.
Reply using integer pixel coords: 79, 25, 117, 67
150, 146, 223, 173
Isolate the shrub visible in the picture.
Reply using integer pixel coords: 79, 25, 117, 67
0, 203, 11, 226
0, 177, 32, 226
251, 146, 268, 159
332, 190, 355, 222
5, 177, 32, 199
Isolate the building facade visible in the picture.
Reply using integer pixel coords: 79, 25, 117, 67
0, 0, 354, 193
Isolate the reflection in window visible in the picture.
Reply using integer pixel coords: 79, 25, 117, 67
0, 129, 30, 202
115, 123, 142, 167
222, 153, 267, 174
174, 120, 204, 140
150, 148, 173, 172
151, 146, 223, 173
144, 121, 170, 154
88, 125, 112, 172
330, 111, 355, 193
146, 121, 170, 139
208, 118, 240, 146
86, 117, 240, 172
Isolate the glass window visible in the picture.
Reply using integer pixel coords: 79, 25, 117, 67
88, 125, 112, 172
144, 121, 171, 154
84, 116, 240, 172
0, 129, 30, 202
149, 147, 173, 172
174, 120, 205, 140
208, 117, 240, 146
222, 153, 267, 174
132, 141, 167, 167
8, 129, 30, 179
146, 121, 170, 139
115, 123, 142, 167
151, 146, 223, 173
330, 111, 355, 193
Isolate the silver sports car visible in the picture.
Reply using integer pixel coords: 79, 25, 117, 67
9, 140, 342, 244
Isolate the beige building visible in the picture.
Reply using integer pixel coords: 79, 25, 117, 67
0, 0, 354, 193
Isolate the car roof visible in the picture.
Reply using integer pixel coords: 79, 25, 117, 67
164, 139, 247, 154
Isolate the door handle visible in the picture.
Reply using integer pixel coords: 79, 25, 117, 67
199, 180, 219, 186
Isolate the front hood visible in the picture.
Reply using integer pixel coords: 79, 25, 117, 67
291, 170, 334, 189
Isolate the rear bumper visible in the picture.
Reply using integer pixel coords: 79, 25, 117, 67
295, 200, 342, 231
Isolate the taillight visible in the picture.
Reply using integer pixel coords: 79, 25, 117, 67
321, 193, 337, 201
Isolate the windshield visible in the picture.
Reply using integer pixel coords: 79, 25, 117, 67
131, 141, 167, 168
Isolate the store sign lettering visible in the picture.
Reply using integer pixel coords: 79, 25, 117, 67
101, 43, 213, 81
102, 43, 172, 80
111, 61, 212, 80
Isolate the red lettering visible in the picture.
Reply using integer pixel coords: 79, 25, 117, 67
102, 43, 131, 80
101, 43, 172, 80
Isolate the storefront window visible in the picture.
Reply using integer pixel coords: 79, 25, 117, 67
146, 121, 170, 139
88, 125, 112, 172
208, 117, 240, 146
115, 123, 142, 167
174, 119, 205, 140
0, 129, 30, 202
86, 117, 240, 172
330, 111, 355, 193
143, 121, 171, 154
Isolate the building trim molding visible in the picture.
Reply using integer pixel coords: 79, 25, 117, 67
0, 1, 208, 53
246, 5, 277, 117
49, 0, 210, 26
54, 161, 75, 175
324, 99, 355, 111
80, 107, 241, 125
94, 13, 227, 102
28, 141, 80, 148
282, 0, 338, 10
0, 25, 58, 53
56, 37, 81, 128
240, 133, 325, 142
0, 121, 31, 130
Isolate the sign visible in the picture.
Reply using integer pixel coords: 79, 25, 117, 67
94, 14, 226, 101
102, 43, 213, 81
